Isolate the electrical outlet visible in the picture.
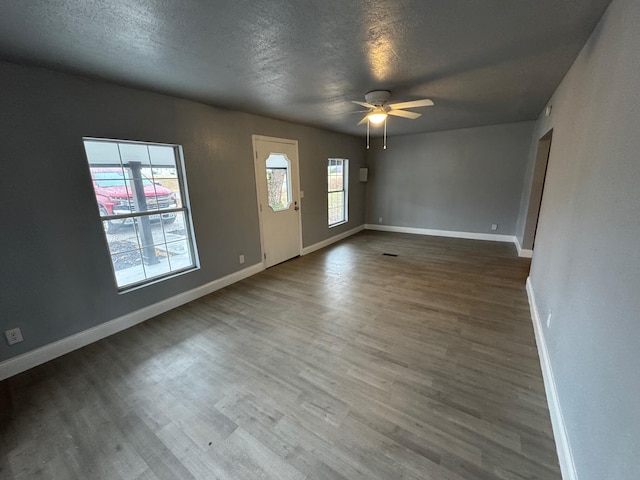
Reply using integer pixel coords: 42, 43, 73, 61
491, 224, 498, 231
239, 254, 245, 264
5, 328, 24, 345
546, 311, 553, 327
379, 217, 383, 223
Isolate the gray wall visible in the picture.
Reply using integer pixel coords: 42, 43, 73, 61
0, 61, 365, 362
365, 122, 533, 235
519, 0, 640, 478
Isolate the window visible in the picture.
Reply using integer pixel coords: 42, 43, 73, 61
328, 158, 348, 226
83, 138, 198, 290
265, 154, 291, 211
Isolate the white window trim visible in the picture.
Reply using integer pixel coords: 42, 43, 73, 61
328, 158, 349, 228
83, 137, 200, 292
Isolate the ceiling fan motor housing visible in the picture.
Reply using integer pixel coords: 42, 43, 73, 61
364, 90, 391, 107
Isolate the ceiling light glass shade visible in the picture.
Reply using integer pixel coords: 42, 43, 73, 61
368, 112, 388, 125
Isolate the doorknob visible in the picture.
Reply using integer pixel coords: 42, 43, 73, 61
294, 200, 299, 211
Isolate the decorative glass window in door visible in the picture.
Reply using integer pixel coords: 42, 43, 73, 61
265, 154, 292, 211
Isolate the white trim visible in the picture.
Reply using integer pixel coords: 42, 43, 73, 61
515, 235, 534, 258
252, 136, 267, 266
0, 263, 265, 381
301, 225, 365, 255
328, 158, 349, 227
251, 135, 298, 145
526, 277, 577, 480
364, 224, 516, 243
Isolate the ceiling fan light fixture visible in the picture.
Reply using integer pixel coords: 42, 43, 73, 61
368, 112, 388, 125
353, 91, 433, 149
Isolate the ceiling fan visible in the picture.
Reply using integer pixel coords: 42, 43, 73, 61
351, 90, 434, 149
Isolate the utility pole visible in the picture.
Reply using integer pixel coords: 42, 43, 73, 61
127, 161, 159, 265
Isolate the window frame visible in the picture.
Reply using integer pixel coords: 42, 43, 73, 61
327, 158, 349, 227
83, 137, 199, 292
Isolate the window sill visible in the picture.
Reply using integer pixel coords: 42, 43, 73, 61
329, 220, 348, 229
117, 265, 200, 294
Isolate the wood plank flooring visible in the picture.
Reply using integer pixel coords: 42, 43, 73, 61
0, 231, 561, 479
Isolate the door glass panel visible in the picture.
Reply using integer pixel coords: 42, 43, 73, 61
265, 154, 291, 211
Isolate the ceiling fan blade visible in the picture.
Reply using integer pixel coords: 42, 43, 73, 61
387, 98, 434, 110
357, 115, 369, 125
388, 109, 422, 119
352, 100, 376, 109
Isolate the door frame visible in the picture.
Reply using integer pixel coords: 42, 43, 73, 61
522, 128, 553, 252
251, 134, 303, 267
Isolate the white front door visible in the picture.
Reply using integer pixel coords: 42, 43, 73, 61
253, 136, 302, 268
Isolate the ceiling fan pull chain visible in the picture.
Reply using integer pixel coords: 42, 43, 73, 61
383, 117, 387, 150
367, 119, 370, 149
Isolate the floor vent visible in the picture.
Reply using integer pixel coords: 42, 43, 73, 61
382, 253, 398, 257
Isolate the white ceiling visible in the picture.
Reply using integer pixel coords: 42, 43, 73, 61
0, 0, 612, 136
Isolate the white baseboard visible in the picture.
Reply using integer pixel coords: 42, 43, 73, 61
526, 277, 577, 480
0, 262, 265, 381
301, 224, 365, 255
364, 224, 516, 243
515, 236, 534, 258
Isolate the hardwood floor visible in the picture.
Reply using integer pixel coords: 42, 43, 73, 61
0, 231, 560, 479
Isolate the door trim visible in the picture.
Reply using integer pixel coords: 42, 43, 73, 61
251, 135, 303, 267
522, 129, 553, 252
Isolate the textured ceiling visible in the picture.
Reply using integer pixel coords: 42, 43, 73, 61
0, 0, 612, 136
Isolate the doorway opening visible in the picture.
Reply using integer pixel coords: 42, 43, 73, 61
522, 129, 553, 252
